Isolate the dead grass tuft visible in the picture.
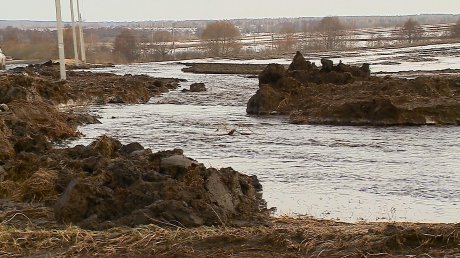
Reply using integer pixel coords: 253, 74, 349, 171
0, 180, 20, 200
19, 169, 58, 202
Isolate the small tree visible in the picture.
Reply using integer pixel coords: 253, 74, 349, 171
317, 16, 344, 50
201, 21, 241, 56
277, 22, 297, 52
401, 18, 423, 44
63, 25, 79, 58
151, 30, 173, 59
113, 29, 138, 62
452, 19, 460, 38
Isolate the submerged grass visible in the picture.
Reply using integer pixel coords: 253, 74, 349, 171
0, 216, 459, 257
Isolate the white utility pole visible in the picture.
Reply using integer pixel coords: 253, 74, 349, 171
76, 0, 86, 63
54, 0, 66, 80
70, 0, 80, 65
172, 23, 176, 60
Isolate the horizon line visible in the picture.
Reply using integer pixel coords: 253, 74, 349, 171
1, 13, 459, 24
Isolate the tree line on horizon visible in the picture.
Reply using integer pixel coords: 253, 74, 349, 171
1, 17, 460, 63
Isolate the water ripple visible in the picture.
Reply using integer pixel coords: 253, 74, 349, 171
72, 60, 460, 223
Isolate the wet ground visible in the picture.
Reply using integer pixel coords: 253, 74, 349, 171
69, 42, 460, 223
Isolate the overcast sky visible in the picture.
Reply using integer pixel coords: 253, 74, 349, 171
3, 0, 460, 21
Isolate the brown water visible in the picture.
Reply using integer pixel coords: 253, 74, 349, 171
71, 45, 460, 222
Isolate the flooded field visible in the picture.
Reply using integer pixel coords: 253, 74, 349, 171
71, 43, 460, 223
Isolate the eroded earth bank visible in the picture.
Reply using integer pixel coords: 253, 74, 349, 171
247, 52, 460, 126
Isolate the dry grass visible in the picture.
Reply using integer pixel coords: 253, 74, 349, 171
0, 181, 20, 200
19, 169, 58, 202
0, 169, 58, 202
0, 216, 459, 257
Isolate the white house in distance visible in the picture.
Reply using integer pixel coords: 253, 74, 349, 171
0, 47, 6, 70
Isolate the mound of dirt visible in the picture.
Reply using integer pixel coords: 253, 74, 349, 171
247, 52, 460, 125
7, 63, 181, 105
1, 135, 267, 229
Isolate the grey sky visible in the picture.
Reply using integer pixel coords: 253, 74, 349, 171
3, 0, 460, 21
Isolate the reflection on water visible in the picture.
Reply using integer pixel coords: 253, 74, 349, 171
71, 45, 460, 223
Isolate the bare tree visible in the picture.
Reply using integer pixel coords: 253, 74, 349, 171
201, 21, 241, 56
63, 25, 80, 58
151, 30, 173, 59
277, 22, 297, 52
400, 18, 424, 44
317, 16, 345, 50
114, 29, 138, 62
367, 33, 386, 48
452, 19, 460, 38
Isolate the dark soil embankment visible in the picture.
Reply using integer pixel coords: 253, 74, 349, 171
182, 62, 272, 75
247, 51, 460, 125
9, 62, 181, 105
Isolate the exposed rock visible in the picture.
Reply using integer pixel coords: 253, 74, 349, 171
189, 83, 207, 92
160, 154, 198, 178
0, 104, 9, 112
206, 171, 238, 213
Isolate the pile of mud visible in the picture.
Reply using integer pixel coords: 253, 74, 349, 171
247, 51, 460, 125
9, 62, 182, 105
1, 136, 266, 229
1, 63, 268, 229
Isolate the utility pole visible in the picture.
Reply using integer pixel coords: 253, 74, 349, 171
54, 0, 66, 80
271, 33, 275, 51
154, 21, 155, 45
172, 23, 176, 60
70, 0, 80, 65
76, 0, 86, 63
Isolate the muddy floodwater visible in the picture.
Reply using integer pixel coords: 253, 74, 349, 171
71, 43, 460, 223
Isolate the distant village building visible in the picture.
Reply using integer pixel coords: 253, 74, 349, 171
0, 47, 6, 69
